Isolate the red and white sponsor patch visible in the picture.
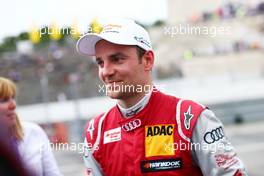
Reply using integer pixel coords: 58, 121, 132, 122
215, 153, 238, 170
85, 168, 93, 176
104, 127, 121, 144
234, 169, 243, 176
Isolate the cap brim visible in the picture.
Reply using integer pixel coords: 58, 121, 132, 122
76, 33, 103, 56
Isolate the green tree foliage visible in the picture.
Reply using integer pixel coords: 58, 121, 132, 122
18, 32, 29, 41
153, 20, 165, 27
0, 36, 17, 52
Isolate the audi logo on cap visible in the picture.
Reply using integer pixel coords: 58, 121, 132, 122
122, 119, 141, 132
204, 126, 225, 144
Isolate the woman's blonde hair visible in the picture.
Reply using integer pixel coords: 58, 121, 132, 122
0, 77, 24, 140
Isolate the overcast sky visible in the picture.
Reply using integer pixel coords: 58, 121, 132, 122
0, 0, 167, 41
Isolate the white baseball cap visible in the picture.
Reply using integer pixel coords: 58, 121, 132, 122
76, 19, 152, 56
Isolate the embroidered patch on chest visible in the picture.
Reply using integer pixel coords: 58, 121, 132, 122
145, 124, 175, 157
141, 158, 182, 173
104, 127, 121, 144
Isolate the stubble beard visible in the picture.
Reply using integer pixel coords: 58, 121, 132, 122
106, 83, 140, 100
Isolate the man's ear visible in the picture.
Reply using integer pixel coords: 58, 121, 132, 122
142, 51, 154, 71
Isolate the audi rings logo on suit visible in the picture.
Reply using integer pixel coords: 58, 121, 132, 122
203, 126, 225, 144
122, 119, 142, 131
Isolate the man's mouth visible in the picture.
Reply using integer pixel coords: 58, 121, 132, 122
106, 81, 123, 85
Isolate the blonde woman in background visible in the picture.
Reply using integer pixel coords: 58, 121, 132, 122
0, 77, 62, 176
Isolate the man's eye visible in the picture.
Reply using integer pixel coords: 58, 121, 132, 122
96, 60, 104, 67
113, 57, 123, 62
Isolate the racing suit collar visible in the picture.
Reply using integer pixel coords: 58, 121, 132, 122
117, 87, 160, 132
117, 90, 152, 118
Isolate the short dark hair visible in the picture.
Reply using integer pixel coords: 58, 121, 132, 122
136, 46, 146, 62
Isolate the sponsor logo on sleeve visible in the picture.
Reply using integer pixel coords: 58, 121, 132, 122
85, 168, 93, 176
204, 126, 225, 144
234, 169, 243, 176
141, 159, 182, 173
103, 127, 121, 144
215, 153, 238, 170
87, 120, 95, 140
184, 105, 194, 130
145, 124, 175, 157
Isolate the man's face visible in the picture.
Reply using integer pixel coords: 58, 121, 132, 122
0, 97, 17, 127
95, 40, 149, 100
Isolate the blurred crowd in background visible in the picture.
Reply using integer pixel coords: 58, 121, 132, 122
0, 1, 264, 106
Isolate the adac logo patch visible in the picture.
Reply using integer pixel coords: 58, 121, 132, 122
141, 159, 182, 173
145, 124, 175, 157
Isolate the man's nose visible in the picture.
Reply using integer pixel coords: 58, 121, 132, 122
101, 63, 115, 77
8, 99, 16, 110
